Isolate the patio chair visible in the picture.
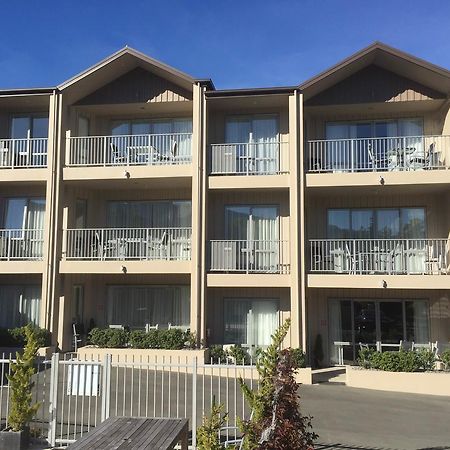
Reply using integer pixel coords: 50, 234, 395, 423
73, 323, 82, 352
108, 324, 124, 330
168, 323, 189, 332
92, 231, 117, 259
411, 341, 432, 351
110, 143, 128, 165
147, 231, 169, 260
399, 340, 412, 351
145, 323, 159, 332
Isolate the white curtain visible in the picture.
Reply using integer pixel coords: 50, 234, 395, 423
25, 198, 45, 257
325, 123, 350, 171
225, 117, 278, 174
412, 300, 429, 343
399, 119, 424, 158
107, 201, 191, 228
107, 285, 190, 329
224, 298, 278, 347
249, 300, 278, 347
328, 299, 342, 365
172, 119, 193, 159
0, 285, 41, 328
225, 206, 278, 271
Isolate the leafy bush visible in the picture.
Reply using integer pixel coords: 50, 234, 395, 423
158, 329, 186, 350
0, 326, 51, 348
239, 319, 317, 449
440, 349, 450, 371
197, 401, 227, 450
88, 327, 192, 350
209, 345, 227, 363
88, 328, 128, 348
357, 348, 436, 372
291, 348, 307, 369
227, 345, 250, 365
7, 325, 40, 431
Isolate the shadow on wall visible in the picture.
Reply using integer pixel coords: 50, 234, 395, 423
316, 444, 450, 450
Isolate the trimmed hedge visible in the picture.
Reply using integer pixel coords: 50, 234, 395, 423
441, 349, 450, 371
0, 326, 51, 348
358, 348, 436, 372
88, 327, 191, 350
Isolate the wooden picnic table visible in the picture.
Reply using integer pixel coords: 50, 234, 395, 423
67, 416, 189, 449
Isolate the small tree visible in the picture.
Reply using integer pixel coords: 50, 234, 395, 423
6, 324, 40, 432
197, 401, 228, 450
239, 319, 317, 449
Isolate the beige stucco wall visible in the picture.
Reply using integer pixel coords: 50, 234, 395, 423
346, 366, 450, 396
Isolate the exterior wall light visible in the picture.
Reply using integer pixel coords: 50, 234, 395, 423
379, 176, 385, 185
121, 265, 127, 274
382, 280, 387, 288
124, 170, 130, 178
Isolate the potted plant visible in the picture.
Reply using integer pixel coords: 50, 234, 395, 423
0, 324, 40, 450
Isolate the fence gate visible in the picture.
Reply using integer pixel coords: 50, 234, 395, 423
48, 353, 257, 448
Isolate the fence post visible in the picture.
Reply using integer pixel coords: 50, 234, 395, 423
48, 352, 60, 447
191, 356, 197, 449
101, 354, 111, 422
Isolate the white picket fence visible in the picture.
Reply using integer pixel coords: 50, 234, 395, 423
0, 353, 258, 448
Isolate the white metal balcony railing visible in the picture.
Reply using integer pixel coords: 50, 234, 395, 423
64, 227, 192, 261
0, 138, 48, 168
310, 238, 449, 275
0, 229, 44, 260
210, 142, 289, 175
308, 135, 450, 173
210, 240, 289, 274
67, 133, 192, 167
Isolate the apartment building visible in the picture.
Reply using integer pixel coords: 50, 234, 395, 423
0, 42, 448, 365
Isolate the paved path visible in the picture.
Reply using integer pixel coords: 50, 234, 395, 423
300, 384, 450, 450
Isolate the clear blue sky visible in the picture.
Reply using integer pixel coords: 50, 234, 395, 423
1, 0, 450, 90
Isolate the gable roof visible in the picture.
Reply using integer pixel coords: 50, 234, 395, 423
300, 42, 450, 100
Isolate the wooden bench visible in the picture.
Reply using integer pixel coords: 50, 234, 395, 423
67, 416, 189, 449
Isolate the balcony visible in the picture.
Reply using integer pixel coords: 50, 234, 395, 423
61, 227, 192, 274
67, 133, 192, 167
309, 238, 449, 275
0, 229, 44, 260
0, 229, 44, 273
0, 138, 48, 169
64, 227, 191, 260
210, 142, 289, 176
308, 135, 450, 173
210, 240, 289, 274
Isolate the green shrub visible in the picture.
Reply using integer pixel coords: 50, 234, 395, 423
0, 326, 51, 348
197, 401, 227, 450
7, 325, 40, 431
209, 345, 227, 363
89, 327, 192, 350
88, 328, 128, 348
441, 349, 450, 370
158, 329, 186, 350
291, 348, 307, 369
357, 348, 436, 372
105, 329, 128, 348
227, 345, 250, 365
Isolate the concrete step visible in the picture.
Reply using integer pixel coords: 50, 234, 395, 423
312, 367, 346, 384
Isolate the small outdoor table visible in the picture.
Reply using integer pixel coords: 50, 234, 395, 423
67, 416, 189, 449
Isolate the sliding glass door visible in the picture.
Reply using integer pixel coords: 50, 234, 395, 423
0, 285, 41, 328
225, 205, 279, 272
325, 119, 424, 171
107, 285, 190, 329
223, 298, 279, 349
329, 298, 430, 364
225, 116, 279, 173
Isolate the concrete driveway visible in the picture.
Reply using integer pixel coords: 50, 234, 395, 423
300, 384, 450, 450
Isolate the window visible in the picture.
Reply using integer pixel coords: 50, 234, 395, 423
75, 199, 87, 229
0, 285, 41, 328
324, 118, 424, 171
11, 115, 49, 139
328, 298, 430, 364
1, 197, 45, 231
107, 286, 190, 329
223, 298, 279, 347
107, 200, 191, 228
327, 208, 426, 239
